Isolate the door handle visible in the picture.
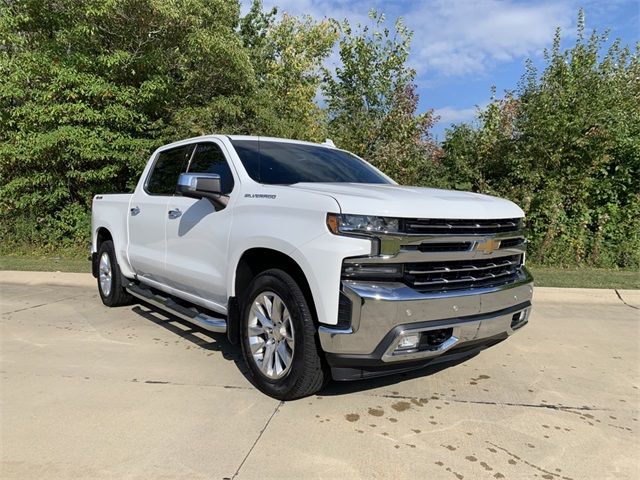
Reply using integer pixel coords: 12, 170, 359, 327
168, 208, 182, 219
130, 206, 140, 216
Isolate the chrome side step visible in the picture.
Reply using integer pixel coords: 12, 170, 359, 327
126, 283, 227, 333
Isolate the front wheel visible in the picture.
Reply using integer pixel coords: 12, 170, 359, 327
240, 269, 328, 400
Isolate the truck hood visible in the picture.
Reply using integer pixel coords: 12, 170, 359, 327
288, 183, 524, 219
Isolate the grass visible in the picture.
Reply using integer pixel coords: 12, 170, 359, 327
527, 266, 639, 290
0, 253, 90, 273
0, 253, 638, 289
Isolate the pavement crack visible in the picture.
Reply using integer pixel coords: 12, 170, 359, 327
450, 398, 607, 412
366, 393, 417, 400
2, 295, 82, 314
231, 400, 283, 480
614, 289, 639, 310
130, 378, 254, 390
486, 441, 573, 480
8, 372, 257, 391
356, 392, 607, 413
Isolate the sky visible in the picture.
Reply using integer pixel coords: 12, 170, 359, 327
241, 0, 639, 138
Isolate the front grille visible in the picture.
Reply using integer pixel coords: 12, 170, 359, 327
402, 218, 522, 235
499, 237, 526, 249
404, 254, 523, 292
407, 242, 473, 253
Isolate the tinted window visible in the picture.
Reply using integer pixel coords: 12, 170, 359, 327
188, 143, 235, 194
146, 145, 193, 195
230, 140, 391, 185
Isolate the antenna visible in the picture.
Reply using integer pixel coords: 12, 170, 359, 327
322, 139, 336, 148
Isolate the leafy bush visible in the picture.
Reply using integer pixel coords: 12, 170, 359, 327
441, 14, 640, 268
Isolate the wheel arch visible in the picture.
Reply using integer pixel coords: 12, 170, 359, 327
227, 247, 318, 344
96, 227, 113, 248
92, 227, 114, 277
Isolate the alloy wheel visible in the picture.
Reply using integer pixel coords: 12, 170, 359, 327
247, 291, 295, 379
99, 252, 113, 297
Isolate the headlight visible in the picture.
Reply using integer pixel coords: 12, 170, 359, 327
326, 213, 399, 236
342, 263, 403, 279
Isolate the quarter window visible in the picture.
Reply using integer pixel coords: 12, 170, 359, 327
146, 145, 194, 195
188, 143, 235, 194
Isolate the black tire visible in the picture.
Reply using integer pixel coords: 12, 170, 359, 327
240, 269, 328, 400
96, 240, 133, 307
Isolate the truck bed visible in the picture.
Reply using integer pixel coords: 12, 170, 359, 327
91, 193, 133, 277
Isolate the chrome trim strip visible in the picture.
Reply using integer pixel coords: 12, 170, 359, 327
412, 268, 517, 287
343, 268, 532, 302
377, 230, 525, 256
407, 258, 519, 274
344, 245, 526, 264
406, 222, 518, 230
319, 326, 354, 335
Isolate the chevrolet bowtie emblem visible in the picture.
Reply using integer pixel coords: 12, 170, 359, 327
476, 238, 501, 254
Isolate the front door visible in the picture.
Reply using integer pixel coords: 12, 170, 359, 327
127, 144, 194, 286
164, 141, 237, 312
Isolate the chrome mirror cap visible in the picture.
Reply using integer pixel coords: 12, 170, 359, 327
177, 172, 222, 198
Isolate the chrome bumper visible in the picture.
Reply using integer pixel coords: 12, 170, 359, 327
319, 268, 533, 363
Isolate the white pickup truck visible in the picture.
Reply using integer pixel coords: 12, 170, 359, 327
91, 135, 533, 399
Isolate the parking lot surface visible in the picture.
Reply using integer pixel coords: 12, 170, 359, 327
1, 271, 639, 479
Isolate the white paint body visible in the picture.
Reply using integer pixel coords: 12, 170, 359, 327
91, 135, 524, 328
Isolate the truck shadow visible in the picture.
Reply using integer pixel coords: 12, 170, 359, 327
130, 303, 249, 375
320, 355, 476, 397
130, 302, 477, 396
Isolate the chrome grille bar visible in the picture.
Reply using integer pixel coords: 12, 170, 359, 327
406, 222, 518, 230
407, 258, 519, 275
402, 218, 522, 235
412, 269, 517, 287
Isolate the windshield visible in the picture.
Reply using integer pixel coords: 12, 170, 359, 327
229, 140, 392, 185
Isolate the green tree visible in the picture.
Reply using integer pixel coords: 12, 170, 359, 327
441, 11, 640, 268
0, 0, 256, 248
323, 11, 441, 186
239, 1, 338, 141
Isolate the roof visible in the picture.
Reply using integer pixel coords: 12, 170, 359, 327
226, 135, 332, 148
156, 134, 336, 152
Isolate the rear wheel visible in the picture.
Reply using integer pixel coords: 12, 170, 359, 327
240, 269, 328, 400
97, 240, 133, 307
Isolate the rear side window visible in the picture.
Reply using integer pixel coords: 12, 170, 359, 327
188, 143, 235, 194
146, 145, 194, 195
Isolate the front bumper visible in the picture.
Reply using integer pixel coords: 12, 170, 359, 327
319, 268, 533, 380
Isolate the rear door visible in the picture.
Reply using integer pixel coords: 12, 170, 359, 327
128, 144, 194, 286
164, 140, 237, 310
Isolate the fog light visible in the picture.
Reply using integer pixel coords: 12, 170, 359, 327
396, 333, 421, 351
511, 310, 528, 329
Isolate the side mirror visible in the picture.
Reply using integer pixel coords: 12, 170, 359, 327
177, 173, 222, 200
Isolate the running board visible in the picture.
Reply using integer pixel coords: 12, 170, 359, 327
126, 283, 227, 333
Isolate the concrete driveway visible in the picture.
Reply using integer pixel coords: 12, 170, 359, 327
1, 271, 638, 480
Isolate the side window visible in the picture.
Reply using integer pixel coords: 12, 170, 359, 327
146, 145, 194, 195
188, 143, 235, 194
